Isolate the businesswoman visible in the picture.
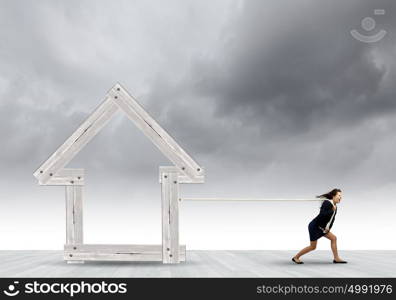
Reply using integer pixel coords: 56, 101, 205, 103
292, 188, 347, 264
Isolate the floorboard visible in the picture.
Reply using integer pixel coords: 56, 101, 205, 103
0, 250, 394, 277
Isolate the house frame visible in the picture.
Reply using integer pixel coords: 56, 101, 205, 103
33, 83, 204, 264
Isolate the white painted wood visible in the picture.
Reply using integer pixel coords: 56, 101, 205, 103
175, 175, 205, 184
65, 187, 74, 245
44, 178, 85, 186
64, 252, 186, 262
169, 172, 180, 263
2, 250, 395, 277
73, 186, 83, 244
64, 244, 186, 252
57, 168, 85, 177
159, 166, 204, 184
109, 84, 204, 180
34, 97, 119, 184
66, 253, 163, 262
64, 244, 186, 262
159, 166, 179, 178
181, 198, 324, 201
161, 171, 180, 263
33, 83, 209, 263
43, 168, 85, 186
33, 82, 204, 184
65, 186, 83, 245
161, 173, 171, 263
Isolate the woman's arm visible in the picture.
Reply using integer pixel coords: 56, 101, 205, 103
318, 201, 335, 233
319, 200, 334, 217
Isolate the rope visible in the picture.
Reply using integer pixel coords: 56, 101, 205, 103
180, 198, 322, 202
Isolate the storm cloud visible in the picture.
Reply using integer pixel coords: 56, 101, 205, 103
0, 0, 395, 249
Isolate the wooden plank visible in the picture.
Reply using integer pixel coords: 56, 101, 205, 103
65, 252, 163, 262
64, 244, 186, 262
159, 166, 204, 184
65, 186, 83, 245
175, 175, 205, 184
65, 187, 74, 245
34, 97, 119, 184
64, 244, 186, 252
64, 252, 186, 262
169, 172, 180, 263
43, 168, 85, 186
161, 172, 171, 263
56, 168, 85, 177
161, 171, 180, 263
2, 250, 396, 277
73, 186, 83, 244
43, 178, 85, 186
109, 83, 204, 180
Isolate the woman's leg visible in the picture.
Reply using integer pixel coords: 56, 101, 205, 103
324, 231, 343, 261
293, 241, 317, 262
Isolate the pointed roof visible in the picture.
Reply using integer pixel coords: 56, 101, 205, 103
33, 83, 204, 184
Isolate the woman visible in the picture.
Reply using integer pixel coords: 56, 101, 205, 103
292, 188, 347, 264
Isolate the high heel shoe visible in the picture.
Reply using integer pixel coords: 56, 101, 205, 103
333, 259, 347, 263
292, 257, 304, 264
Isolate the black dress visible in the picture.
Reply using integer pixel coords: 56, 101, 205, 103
308, 199, 337, 241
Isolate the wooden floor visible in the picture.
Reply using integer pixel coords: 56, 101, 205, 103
0, 250, 394, 277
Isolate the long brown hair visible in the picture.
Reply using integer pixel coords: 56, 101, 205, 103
316, 188, 342, 205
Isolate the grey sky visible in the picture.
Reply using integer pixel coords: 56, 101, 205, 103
0, 0, 395, 249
